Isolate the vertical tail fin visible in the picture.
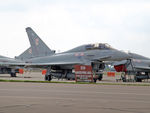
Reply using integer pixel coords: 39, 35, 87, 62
26, 27, 55, 57
15, 47, 33, 60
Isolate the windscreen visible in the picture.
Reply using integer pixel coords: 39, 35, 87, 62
86, 43, 113, 50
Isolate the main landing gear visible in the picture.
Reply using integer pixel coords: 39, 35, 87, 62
10, 72, 16, 77
45, 74, 52, 81
45, 67, 52, 81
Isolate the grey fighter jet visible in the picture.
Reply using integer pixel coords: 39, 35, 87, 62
26, 43, 131, 82
113, 52, 150, 82
0, 27, 54, 77
0, 55, 24, 77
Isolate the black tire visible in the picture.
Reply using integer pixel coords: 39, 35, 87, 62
10, 73, 16, 77
98, 75, 103, 81
93, 78, 97, 83
45, 75, 48, 81
47, 75, 52, 81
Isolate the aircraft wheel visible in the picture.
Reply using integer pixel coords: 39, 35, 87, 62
47, 75, 52, 81
98, 75, 103, 81
45, 75, 48, 81
98, 77, 102, 81
93, 78, 97, 83
10, 73, 16, 77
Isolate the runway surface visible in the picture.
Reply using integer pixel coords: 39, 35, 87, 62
0, 82, 150, 113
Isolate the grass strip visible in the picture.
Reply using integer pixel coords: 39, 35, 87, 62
0, 79, 150, 86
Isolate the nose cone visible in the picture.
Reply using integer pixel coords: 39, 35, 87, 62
111, 50, 132, 61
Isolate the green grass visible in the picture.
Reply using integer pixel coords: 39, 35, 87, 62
0, 79, 150, 86
96, 83, 150, 86
0, 79, 74, 84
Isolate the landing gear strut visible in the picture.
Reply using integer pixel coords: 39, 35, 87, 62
45, 67, 52, 81
93, 78, 97, 83
45, 75, 52, 81
10, 73, 16, 77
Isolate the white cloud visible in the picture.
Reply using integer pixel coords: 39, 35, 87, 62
0, 0, 150, 58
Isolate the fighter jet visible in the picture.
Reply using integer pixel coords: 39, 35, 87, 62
0, 28, 130, 80
26, 43, 131, 82
0, 55, 24, 77
113, 52, 150, 82
0, 27, 54, 77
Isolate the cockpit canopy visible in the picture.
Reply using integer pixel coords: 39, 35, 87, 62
85, 43, 113, 50
66, 43, 114, 53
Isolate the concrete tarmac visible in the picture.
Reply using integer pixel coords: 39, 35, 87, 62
0, 82, 150, 113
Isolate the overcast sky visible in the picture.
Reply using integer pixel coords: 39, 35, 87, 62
0, 0, 150, 58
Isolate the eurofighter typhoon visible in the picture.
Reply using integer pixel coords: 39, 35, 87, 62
25, 33, 130, 82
